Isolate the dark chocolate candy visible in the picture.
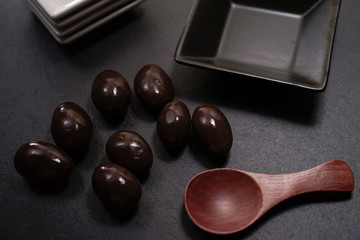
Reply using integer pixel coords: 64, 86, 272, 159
14, 141, 73, 185
134, 64, 174, 114
157, 100, 191, 149
92, 162, 142, 215
192, 104, 233, 158
51, 102, 93, 153
91, 70, 131, 116
106, 130, 153, 174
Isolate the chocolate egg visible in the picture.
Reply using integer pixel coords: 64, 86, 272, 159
14, 141, 73, 185
157, 100, 191, 149
106, 130, 153, 174
91, 70, 131, 116
51, 102, 93, 153
192, 104, 233, 158
92, 162, 142, 215
134, 64, 174, 114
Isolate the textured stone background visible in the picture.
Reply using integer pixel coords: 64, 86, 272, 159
1, 0, 359, 239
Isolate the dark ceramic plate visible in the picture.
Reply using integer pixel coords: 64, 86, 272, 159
175, 0, 342, 90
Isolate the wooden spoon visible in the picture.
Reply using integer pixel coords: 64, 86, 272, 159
184, 160, 354, 235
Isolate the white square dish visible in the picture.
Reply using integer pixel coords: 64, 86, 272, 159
29, 0, 132, 37
36, 1, 111, 29
35, 0, 90, 19
27, 0, 145, 44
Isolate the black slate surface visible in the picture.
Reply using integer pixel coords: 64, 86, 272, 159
1, 0, 360, 239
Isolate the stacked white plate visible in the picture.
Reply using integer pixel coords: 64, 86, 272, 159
26, 0, 145, 44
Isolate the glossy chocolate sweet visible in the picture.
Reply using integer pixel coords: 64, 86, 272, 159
91, 70, 131, 116
106, 130, 153, 174
134, 64, 174, 114
14, 141, 73, 185
51, 102, 93, 154
92, 162, 142, 215
157, 100, 191, 149
192, 104, 233, 158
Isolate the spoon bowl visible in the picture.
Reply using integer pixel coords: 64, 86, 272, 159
184, 160, 354, 235
185, 169, 263, 234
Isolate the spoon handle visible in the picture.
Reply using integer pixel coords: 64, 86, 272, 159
286, 159, 354, 193
250, 160, 354, 214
